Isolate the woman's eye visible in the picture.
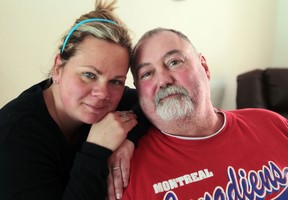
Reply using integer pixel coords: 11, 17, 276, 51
110, 79, 124, 86
83, 72, 96, 79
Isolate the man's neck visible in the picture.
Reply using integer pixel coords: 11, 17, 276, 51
157, 108, 225, 138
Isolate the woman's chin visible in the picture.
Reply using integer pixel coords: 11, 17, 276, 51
81, 115, 103, 124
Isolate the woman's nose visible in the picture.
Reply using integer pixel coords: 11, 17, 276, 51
91, 84, 110, 100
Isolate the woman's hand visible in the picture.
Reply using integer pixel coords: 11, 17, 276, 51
107, 139, 135, 200
87, 111, 137, 151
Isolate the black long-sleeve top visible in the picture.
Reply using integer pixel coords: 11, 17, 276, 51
0, 80, 148, 200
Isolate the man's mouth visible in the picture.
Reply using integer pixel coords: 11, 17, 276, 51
158, 93, 181, 104
155, 86, 189, 105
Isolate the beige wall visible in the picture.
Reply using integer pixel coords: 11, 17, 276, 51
1, 0, 287, 109
273, 0, 288, 65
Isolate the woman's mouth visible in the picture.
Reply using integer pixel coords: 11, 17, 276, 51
83, 103, 107, 114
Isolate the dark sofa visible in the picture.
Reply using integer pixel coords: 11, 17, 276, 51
236, 68, 288, 118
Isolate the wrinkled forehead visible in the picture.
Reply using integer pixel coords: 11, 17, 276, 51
139, 31, 184, 49
136, 32, 190, 61
131, 31, 195, 77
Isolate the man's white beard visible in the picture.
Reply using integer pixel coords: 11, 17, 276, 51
155, 86, 194, 121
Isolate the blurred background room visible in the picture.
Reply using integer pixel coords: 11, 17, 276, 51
1, 0, 287, 109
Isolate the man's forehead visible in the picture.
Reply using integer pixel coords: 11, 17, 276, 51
132, 31, 193, 72
137, 39, 189, 61
139, 32, 188, 52
143, 31, 179, 43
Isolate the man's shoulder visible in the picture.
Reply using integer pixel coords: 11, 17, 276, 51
224, 108, 288, 129
226, 108, 283, 119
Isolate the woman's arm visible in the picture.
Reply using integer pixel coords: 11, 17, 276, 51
108, 87, 151, 199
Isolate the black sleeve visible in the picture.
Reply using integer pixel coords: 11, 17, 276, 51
0, 121, 112, 200
117, 87, 151, 146
63, 142, 112, 200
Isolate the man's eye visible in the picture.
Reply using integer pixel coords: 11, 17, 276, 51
83, 72, 96, 79
140, 71, 151, 80
168, 59, 182, 67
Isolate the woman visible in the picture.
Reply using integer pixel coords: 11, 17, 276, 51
0, 0, 146, 199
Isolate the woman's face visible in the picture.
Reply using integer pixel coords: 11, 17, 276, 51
53, 36, 129, 124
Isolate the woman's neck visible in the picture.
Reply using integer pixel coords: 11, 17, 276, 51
43, 86, 82, 144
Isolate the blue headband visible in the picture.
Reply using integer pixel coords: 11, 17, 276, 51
61, 18, 118, 53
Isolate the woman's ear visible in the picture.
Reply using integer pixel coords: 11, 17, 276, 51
199, 53, 211, 80
52, 54, 63, 84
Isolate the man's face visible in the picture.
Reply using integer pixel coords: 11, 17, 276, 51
133, 31, 210, 124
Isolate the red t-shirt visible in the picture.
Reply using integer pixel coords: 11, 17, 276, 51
122, 109, 288, 200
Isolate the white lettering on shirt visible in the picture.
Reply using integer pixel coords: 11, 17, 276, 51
153, 168, 214, 193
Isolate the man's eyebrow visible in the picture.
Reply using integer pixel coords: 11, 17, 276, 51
134, 49, 182, 74
134, 62, 150, 74
162, 49, 182, 60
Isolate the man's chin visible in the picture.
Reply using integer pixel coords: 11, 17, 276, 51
156, 101, 193, 121
156, 111, 177, 121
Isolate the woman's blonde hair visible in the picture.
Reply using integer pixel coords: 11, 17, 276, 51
60, 0, 131, 60
47, 0, 132, 80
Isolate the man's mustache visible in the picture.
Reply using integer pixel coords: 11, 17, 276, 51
155, 86, 189, 105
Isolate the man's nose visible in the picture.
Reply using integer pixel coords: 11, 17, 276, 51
157, 68, 174, 89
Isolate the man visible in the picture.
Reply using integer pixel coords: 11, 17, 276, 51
121, 28, 288, 199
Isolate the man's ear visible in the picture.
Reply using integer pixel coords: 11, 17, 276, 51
199, 53, 211, 80
52, 54, 63, 83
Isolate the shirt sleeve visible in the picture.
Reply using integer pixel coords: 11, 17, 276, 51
63, 142, 112, 200
0, 120, 112, 200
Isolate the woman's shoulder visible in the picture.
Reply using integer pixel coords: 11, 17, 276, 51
0, 80, 56, 144
0, 80, 47, 119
